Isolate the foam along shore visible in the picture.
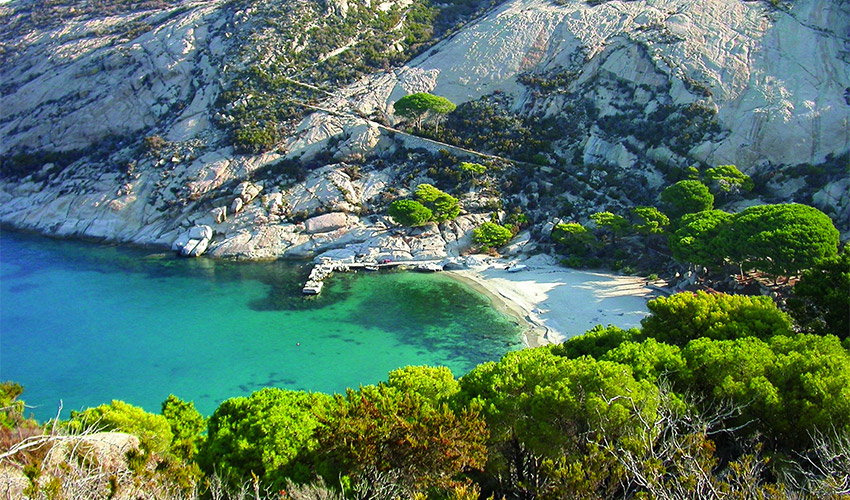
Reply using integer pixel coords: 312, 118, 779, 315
446, 255, 659, 348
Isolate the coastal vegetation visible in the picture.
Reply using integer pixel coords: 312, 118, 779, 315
388, 184, 460, 226
3, 285, 847, 499
472, 221, 513, 250
1, 0, 848, 497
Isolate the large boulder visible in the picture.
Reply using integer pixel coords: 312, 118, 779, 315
234, 181, 263, 203
172, 225, 213, 257
304, 212, 358, 234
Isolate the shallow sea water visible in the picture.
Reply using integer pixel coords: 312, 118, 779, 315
0, 230, 522, 420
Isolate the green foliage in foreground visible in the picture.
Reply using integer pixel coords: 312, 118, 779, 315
681, 333, 850, 442
0, 382, 25, 430
458, 348, 659, 498
199, 388, 332, 488
641, 291, 794, 344
161, 395, 206, 460
387, 365, 460, 401
68, 400, 173, 454
473, 221, 513, 249
317, 382, 487, 494
553, 291, 849, 450
6, 285, 848, 498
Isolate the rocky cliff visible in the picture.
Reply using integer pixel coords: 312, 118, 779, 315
0, 0, 847, 260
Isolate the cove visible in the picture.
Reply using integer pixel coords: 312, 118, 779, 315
0, 230, 523, 421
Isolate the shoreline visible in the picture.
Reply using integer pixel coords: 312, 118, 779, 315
445, 270, 550, 348
2, 227, 657, 348
445, 257, 660, 348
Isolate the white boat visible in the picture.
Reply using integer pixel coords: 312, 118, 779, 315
302, 281, 324, 295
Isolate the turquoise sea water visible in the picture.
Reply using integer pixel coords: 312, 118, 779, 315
0, 230, 522, 421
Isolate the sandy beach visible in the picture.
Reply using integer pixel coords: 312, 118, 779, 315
446, 256, 660, 347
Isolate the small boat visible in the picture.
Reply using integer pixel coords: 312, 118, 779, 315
302, 280, 324, 295
506, 264, 528, 273
363, 265, 379, 271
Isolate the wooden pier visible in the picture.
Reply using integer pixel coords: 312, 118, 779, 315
302, 259, 445, 295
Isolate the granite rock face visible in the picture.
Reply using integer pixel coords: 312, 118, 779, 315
0, 0, 847, 256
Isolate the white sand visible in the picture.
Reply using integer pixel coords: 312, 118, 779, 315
446, 257, 659, 347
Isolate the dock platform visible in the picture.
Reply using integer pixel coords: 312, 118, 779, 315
301, 259, 444, 295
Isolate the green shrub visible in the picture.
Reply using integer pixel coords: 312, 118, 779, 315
199, 388, 332, 488
726, 203, 839, 278
787, 247, 850, 338
660, 180, 714, 219
641, 291, 794, 345
388, 199, 433, 226
161, 395, 206, 460
458, 161, 486, 175
551, 222, 593, 256
414, 184, 460, 222
69, 400, 173, 454
473, 221, 513, 249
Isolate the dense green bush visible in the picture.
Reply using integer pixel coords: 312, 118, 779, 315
161, 395, 206, 460
316, 383, 487, 494
590, 211, 629, 244
551, 222, 594, 256
630, 206, 669, 235
704, 164, 753, 196
388, 199, 433, 226
458, 348, 658, 498
386, 365, 460, 402
668, 209, 733, 270
725, 203, 839, 278
68, 400, 173, 454
458, 161, 486, 175
473, 221, 513, 249
681, 333, 850, 445
660, 180, 714, 219
414, 183, 460, 222
199, 388, 332, 487
787, 247, 849, 338
641, 291, 794, 344
553, 291, 849, 450
668, 203, 839, 279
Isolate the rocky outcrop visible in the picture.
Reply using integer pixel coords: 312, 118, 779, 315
317, 0, 849, 169
0, 0, 232, 153
304, 212, 358, 233
172, 224, 213, 256
0, 0, 846, 257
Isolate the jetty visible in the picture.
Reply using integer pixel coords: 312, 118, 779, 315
302, 258, 445, 295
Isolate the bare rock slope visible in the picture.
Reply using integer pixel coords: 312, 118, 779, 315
0, 0, 847, 259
